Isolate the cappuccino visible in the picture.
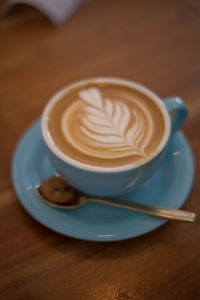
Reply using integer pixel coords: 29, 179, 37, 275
47, 82, 165, 167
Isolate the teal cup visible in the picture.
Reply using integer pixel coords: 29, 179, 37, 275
41, 78, 187, 196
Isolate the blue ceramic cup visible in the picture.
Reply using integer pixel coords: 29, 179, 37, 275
41, 78, 187, 196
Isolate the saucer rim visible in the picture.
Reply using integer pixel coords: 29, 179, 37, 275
11, 120, 195, 242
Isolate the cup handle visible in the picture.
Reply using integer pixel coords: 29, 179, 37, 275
163, 97, 188, 135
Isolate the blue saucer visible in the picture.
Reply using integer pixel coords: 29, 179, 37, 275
12, 121, 194, 242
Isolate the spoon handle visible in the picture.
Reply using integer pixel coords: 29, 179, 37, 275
88, 197, 195, 222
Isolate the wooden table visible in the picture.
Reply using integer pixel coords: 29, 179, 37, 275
1, 0, 200, 299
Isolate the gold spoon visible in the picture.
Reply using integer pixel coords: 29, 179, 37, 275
35, 176, 196, 223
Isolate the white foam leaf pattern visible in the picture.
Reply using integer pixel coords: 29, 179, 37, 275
82, 117, 118, 135
87, 114, 111, 127
78, 87, 150, 156
118, 102, 131, 135
79, 88, 103, 109
87, 107, 105, 118
81, 126, 126, 143
113, 103, 122, 128
105, 99, 113, 118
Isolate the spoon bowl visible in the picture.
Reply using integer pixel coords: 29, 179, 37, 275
35, 186, 85, 209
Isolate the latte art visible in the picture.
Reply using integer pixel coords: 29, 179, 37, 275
48, 82, 165, 167
61, 88, 154, 160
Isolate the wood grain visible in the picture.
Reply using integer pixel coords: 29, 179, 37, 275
0, 0, 200, 299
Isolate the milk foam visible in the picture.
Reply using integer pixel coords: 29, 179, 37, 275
61, 87, 154, 160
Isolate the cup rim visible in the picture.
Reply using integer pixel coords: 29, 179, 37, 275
41, 77, 171, 173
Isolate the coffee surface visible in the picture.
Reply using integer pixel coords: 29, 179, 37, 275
48, 82, 165, 167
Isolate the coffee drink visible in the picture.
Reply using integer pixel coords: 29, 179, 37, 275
47, 82, 165, 167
